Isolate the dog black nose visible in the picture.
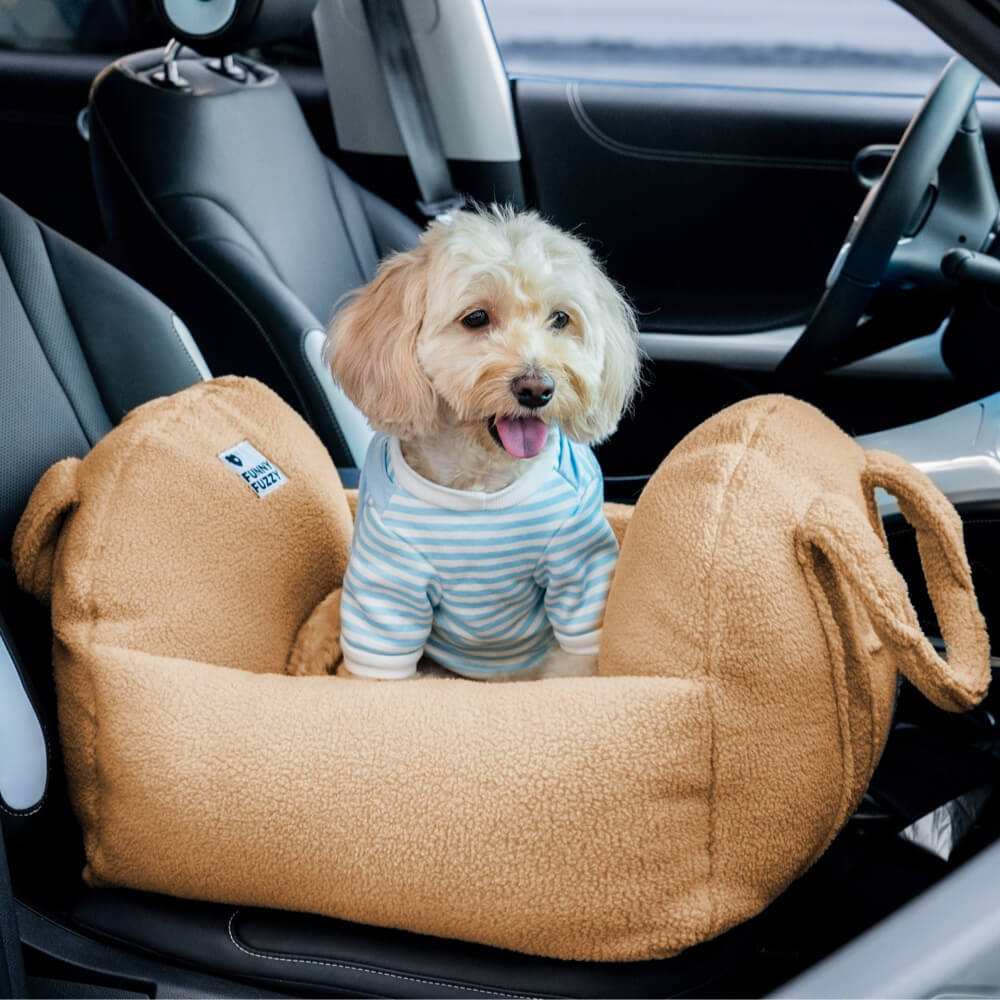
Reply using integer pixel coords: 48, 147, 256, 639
511, 373, 554, 409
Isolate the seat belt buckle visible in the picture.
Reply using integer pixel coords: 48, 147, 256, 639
417, 193, 466, 224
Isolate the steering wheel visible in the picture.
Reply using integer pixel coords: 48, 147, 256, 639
776, 57, 996, 384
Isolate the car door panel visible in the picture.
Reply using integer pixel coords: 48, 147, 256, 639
514, 78, 931, 333
513, 77, 1000, 487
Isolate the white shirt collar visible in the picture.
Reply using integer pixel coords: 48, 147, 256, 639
387, 431, 559, 511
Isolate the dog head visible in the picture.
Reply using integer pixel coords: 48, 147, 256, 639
325, 206, 641, 458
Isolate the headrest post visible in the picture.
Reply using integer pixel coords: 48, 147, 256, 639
208, 53, 249, 83
151, 38, 191, 90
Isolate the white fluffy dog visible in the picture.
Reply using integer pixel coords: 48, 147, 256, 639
325, 206, 641, 681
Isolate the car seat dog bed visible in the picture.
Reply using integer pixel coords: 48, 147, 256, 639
12, 376, 990, 962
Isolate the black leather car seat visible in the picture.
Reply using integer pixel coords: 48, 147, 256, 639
87, 0, 422, 470
0, 182, 767, 996
0, 185, 207, 891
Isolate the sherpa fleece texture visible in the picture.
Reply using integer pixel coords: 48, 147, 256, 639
12, 378, 990, 962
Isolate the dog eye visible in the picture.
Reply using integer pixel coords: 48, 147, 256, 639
461, 309, 490, 329
549, 311, 570, 330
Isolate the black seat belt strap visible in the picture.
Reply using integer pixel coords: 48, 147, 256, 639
360, 0, 465, 221
0, 817, 27, 1000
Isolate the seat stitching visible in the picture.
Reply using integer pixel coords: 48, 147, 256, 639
0, 799, 44, 817
91, 99, 357, 463
0, 697, 49, 817
158, 192, 285, 278
175, 233, 351, 457
185, 233, 270, 259
2, 221, 104, 445
164, 313, 209, 385
323, 159, 368, 279
37, 225, 205, 393
88, 102, 313, 425
226, 911, 538, 998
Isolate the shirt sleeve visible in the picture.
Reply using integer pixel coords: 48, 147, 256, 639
339, 500, 437, 679
534, 472, 619, 655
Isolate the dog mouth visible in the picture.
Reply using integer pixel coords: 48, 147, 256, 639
487, 415, 549, 459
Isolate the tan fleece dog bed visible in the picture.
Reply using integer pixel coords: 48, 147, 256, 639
12, 377, 990, 962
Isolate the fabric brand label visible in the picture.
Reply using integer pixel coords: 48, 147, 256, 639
218, 440, 288, 498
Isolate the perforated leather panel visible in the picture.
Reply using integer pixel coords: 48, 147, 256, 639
0, 202, 106, 556
0, 193, 203, 557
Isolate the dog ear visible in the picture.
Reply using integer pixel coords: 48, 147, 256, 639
324, 246, 438, 439
586, 268, 642, 444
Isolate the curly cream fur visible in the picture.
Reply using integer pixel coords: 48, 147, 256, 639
325, 206, 641, 490
324, 206, 642, 676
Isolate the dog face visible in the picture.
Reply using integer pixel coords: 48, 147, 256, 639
325, 207, 641, 456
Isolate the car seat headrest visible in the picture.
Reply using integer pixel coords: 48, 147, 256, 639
152, 0, 317, 58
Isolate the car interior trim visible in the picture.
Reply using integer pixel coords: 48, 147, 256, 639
69, 884, 761, 998
225, 910, 535, 998
638, 324, 951, 378
0, 623, 47, 814
314, 0, 521, 162
170, 313, 212, 382
770, 832, 1000, 997
566, 82, 849, 170
302, 328, 374, 466
87, 96, 310, 422
859, 390, 1000, 512
17, 899, 287, 998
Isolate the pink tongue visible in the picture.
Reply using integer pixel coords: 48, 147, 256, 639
495, 417, 548, 458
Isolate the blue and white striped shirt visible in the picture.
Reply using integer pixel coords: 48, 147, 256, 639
340, 428, 618, 679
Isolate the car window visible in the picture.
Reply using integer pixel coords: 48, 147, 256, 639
0, 0, 317, 64
483, 0, 998, 97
